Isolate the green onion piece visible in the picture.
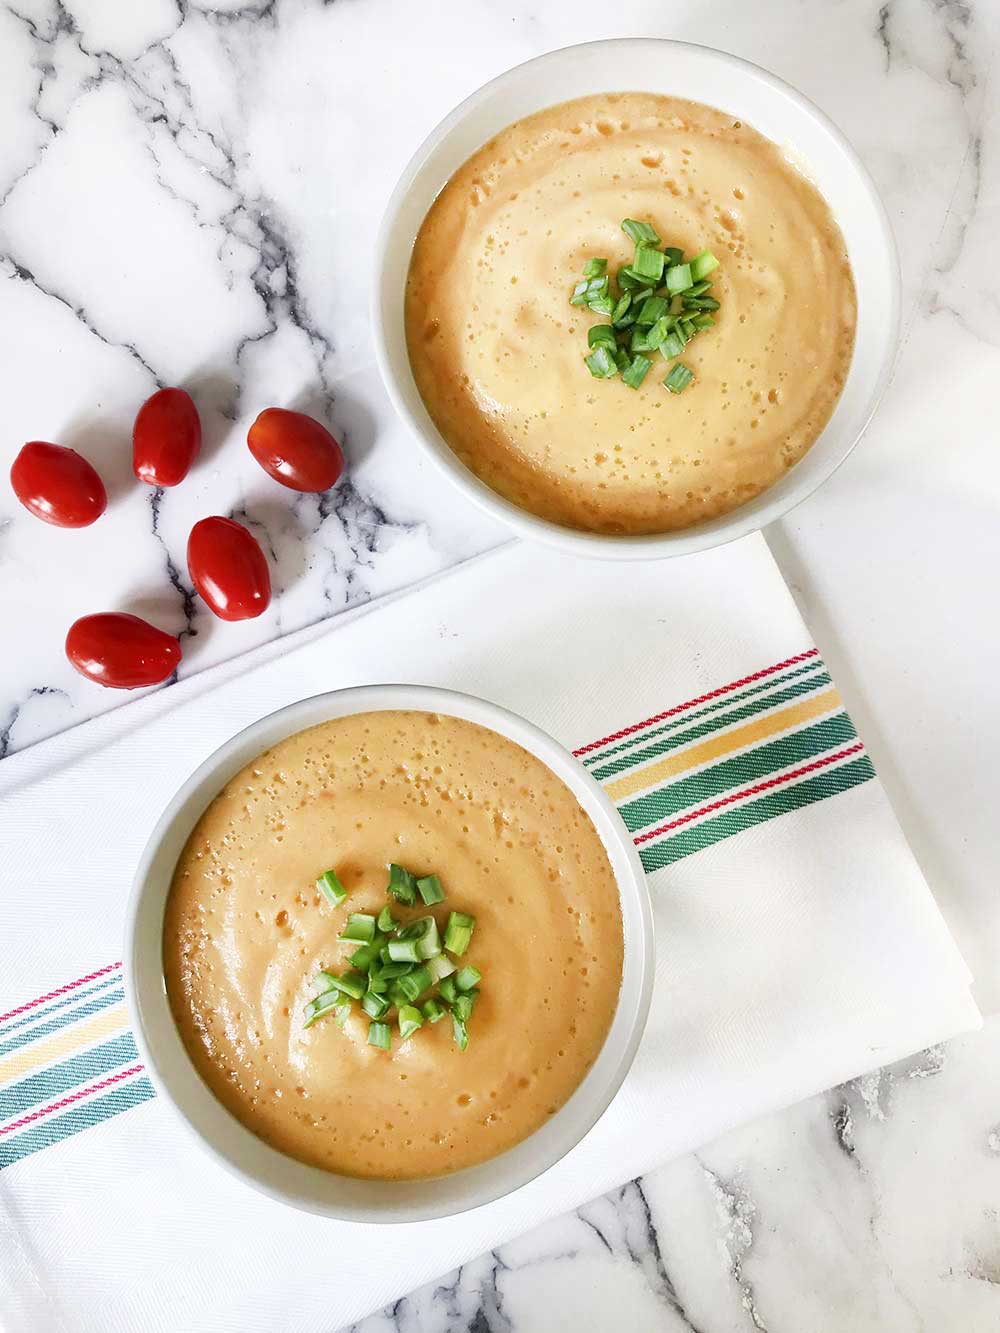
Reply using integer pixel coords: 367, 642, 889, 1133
689, 249, 720, 281
455, 965, 481, 992
387, 863, 417, 906
631, 245, 665, 283
611, 292, 632, 324
388, 937, 421, 963
338, 913, 376, 943
663, 246, 684, 267
617, 264, 648, 292
682, 296, 720, 311
691, 313, 715, 330
569, 281, 590, 307
388, 982, 408, 1009
366, 968, 389, 994
313, 970, 338, 994
630, 327, 657, 354
439, 976, 459, 1005
376, 905, 396, 934
614, 347, 631, 374
679, 317, 697, 339
636, 296, 668, 326
349, 940, 382, 971
587, 294, 615, 317
583, 257, 608, 278
398, 1004, 424, 1040
327, 970, 366, 1000
451, 1013, 469, 1051
426, 954, 456, 984
646, 316, 675, 350
316, 869, 347, 907
664, 363, 694, 394
586, 274, 609, 297
303, 993, 351, 1029
444, 912, 476, 956
686, 279, 712, 296
585, 345, 618, 379
587, 324, 617, 349
367, 1021, 391, 1050
622, 218, 661, 246
659, 330, 686, 359
361, 990, 390, 1019
396, 964, 432, 1003
421, 998, 446, 1024
416, 874, 445, 906
377, 960, 415, 980
452, 990, 478, 1023
622, 355, 652, 389
665, 263, 693, 294
378, 941, 393, 964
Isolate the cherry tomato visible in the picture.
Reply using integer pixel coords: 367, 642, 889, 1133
132, 387, 202, 487
10, 441, 107, 527
65, 613, 181, 689
247, 408, 344, 492
187, 515, 271, 621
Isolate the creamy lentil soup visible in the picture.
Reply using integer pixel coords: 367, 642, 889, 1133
406, 92, 857, 534
163, 711, 623, 1179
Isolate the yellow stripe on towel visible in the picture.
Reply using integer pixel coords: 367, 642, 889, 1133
0, 1004, 129, 1087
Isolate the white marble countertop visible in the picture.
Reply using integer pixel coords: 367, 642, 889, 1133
1, 0, 998, 1328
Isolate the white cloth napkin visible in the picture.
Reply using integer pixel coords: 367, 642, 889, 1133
0, 535, 979, 1332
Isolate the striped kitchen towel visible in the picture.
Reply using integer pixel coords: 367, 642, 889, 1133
0, 534, 979, 1332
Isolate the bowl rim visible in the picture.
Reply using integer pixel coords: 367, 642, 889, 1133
371, 36, 901, 561
124, 683, 654, 1222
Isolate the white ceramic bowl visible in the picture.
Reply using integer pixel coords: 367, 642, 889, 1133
373, 38, 900, 560
125, 684, 653, 1222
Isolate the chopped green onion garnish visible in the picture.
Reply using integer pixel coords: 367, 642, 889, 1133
585, 345, 618, 379
451, 1013, 469, 1051
415, 874, 445, 905
421, 998, 446, 1024
659, 330, 686, 359
361, 990, 390, 1019
611, 292, 632, 325
439, 975, 459, 1005
586, 274, 609, 297
388, 982, 407, 1009
396, 964, 432, 1003
398, 1005, 423, 1040
622, 218, 661, 246
367, 1021, 391, 1050
387, 863, 417, 906
444, 912, 476, 956
303, 993, 351, 1029
388, 937, 421, 963
614, 347, 631, 374
679, 317, 697, 339
663, 246, 684, 267
583, 257, 608, 278
617, 264, 652, 292
587, 324, 617, 349
426, 954, 456, 984
366, 968, 389, 994
631, 245, 665, 283
349, 940, 382, 971
452, 990, 478, 1023
587, 294, 615, 317
376, 905, 396, 934
664, 363, 694, 393
326, 970, 366, 1000
316, 870, 347, 907
455, 965, 481, 992
636, 295, 668, 326
313, 970, 338, 994
646, 316, 674, 350
689, 249, 720, 281
665, 263, 693, 294
569, 280, 590, 307
338, 913, 376, 943
683, 296, 720, 311
630, 327, 657, 354
691, 313, 715, 330
686, 279, 712, 296
377, 960, 415, 980
622, 355, 652, 389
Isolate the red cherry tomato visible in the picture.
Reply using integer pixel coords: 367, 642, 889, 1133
65, 613, 181, 689
187, 516, 271, 621
10, 441, 107, 527
133, 387, 202, 487
247, 408, 344, 492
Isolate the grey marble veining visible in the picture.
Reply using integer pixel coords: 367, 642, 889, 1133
1, 0, 998, 1329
